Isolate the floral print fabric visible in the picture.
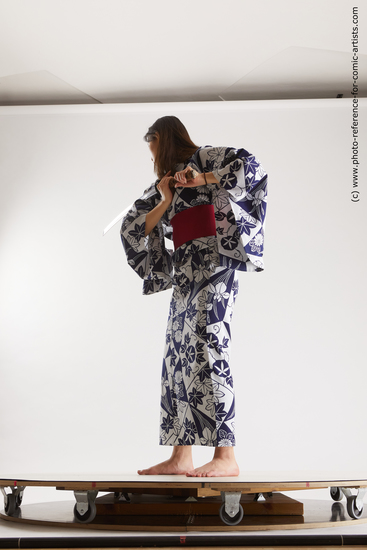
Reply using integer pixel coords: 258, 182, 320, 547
120, 145, 268, 296
160, 236, 239, 446
120, 144, 268, 446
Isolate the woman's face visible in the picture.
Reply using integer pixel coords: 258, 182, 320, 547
148, 136, 159, 162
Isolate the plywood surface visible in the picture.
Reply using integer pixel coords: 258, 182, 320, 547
1, 470, 367, 484
1, 471, 367, 493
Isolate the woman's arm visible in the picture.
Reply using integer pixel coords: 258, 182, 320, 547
144, 169, 220, 236
204, 171, 220, 184
144, 171, 173, 236
173, 168, 219, 188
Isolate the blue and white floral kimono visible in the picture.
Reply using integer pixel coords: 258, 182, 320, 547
120, 145, 268, 446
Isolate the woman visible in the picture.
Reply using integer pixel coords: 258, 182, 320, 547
120, 116, 268, 477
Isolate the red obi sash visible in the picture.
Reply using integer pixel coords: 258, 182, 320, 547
170, 204, 216, 250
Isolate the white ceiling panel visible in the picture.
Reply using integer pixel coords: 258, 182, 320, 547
221, 47, 367, 100
0, 70, 100, 105
0, 0, 365, 105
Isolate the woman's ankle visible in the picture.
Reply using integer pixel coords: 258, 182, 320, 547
171, 445, 192, 461
213, 446, 236, 460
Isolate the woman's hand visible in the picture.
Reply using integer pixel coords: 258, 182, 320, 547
157, 170, 173, 204
174, 167, 206, 188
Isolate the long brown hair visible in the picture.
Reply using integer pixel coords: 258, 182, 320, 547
143, 116, 200, 179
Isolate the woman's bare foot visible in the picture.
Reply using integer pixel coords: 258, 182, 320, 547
138, 445, 194, 475
186, 447, 239, 477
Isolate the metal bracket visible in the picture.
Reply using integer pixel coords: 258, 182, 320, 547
74, 490, 98, 517
355, 488, 367, 511
340, 487, 367, 512
0, 487, 8, 508
253, 491, 273, 501
334, 486, 366, 512
114, 491, 131, 502
221, 491, 242, 518
1, 486, 25, 504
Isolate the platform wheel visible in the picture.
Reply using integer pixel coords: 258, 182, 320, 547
330, 486, 343, 501
4, 494, 17, 517
347, 495, 363, 519
219, 502, 244, 526
73, 500, 97, 523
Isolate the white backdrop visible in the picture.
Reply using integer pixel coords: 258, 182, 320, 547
0, 99, 366, 489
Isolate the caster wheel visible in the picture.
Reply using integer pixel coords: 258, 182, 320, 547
219, 502, 244, 526
73, 501, 97, 523
330, 487, 343, 501
347, 495, 363, 519
5, 494, 17, 517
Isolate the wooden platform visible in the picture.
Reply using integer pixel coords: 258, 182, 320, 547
1, 470, 367, 491
1, 470, 367, 532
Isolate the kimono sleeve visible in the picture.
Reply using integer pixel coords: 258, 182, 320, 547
120, 184, 174, 295
161, 209, 173, 241
211, 146, 267, 202
198, 146, 268, 272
